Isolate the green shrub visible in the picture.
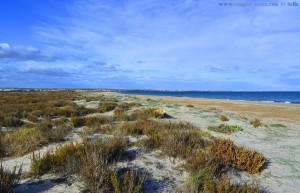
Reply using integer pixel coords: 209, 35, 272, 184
208, 124, 243, 134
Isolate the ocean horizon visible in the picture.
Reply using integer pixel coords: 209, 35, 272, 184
120, 90, 300, 104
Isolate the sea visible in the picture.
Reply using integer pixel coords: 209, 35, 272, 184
119, 90, 300, 104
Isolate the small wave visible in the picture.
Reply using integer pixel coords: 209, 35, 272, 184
262, 100, 275, 103
284, 101, 291, 104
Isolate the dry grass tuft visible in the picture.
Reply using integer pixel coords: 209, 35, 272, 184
209, 138, 266, 174
0, 164, 22, 193
251, 118, 262, 128
143, 108, 167, 118
111, 170, 147, 193
219, 115, 229, 122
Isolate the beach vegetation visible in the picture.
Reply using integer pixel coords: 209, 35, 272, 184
143, 108, 167, 118
219, 115, 229, 122
1, 127, 45, 157
208, 124, 243, 134
251, 118, 262, 128
0, 164, 22, 193
186, 104, 194, 107
269, 123, 286, 128
98, 102, 118, 113
210, 138, 266, 174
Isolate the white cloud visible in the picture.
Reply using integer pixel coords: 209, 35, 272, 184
0, 43, 57, 62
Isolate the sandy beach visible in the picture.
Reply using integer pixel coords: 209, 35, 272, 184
121, 93, 300, 193
127, 94, 300, 122
2, 91, 300, 193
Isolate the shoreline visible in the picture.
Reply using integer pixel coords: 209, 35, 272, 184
115, 92, 300, 122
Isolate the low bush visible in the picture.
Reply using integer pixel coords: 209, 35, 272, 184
251, 118, 262, 128
219, 115, 229, 122
0, 164, 22, 193
2, 127, 46, 157
208, 124, 243, 134
209, 138, 266, 174
30, 137, 127, 176
186, 104, 194, 107
30, 137, 130, 192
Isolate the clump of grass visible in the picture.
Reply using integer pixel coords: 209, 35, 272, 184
143, 108, 167, 118
210, 138, 266, 174
186, 104, 194, 107
251, 118, 262, 128
0, 164, 22, 193
98, 102, 118, 113
1, 127, 45, 157
208, 124, 243, 134
111, 170, 147, 193
219, 115, 229, 122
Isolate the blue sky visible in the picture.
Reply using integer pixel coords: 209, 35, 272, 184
0, 0, 299, 90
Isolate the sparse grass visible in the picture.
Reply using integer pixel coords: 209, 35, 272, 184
29, 137, 146, 192
251, 118, 262, 128
270, 123, 286, 128
0, 164, 22, 193
208, 124, 243, 134
219, 115, 229, 122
